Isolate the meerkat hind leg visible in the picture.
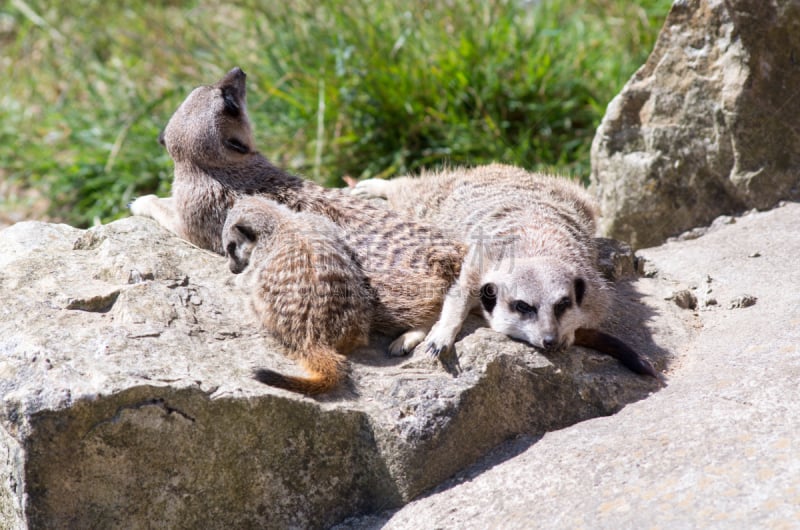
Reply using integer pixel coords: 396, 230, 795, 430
388, 328, 428, 356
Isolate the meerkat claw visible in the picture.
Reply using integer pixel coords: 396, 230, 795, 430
425, 342, 447, 359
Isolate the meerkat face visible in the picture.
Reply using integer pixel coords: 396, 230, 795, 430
159, 67, 255, 167
222, 196, 286, 273
478, 257, 586, 353
222, 220, 257, 274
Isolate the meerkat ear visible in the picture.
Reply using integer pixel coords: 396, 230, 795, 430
157, 129, 166, 147
574, 278, 586, 306
480, 282, 498, 314
235, 223, 256, 242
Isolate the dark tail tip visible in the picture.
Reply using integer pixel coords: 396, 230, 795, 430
253, 368, 292, 387
252, 368, 338, 396
574, 328, 661, 380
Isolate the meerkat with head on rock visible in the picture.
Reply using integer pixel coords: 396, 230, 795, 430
353, 164, 658, 378
130, 68, 466, 393
222, 195, 372, 395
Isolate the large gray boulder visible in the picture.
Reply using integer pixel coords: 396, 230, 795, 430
0, 217, 672, 529
591, 0, 800, 248
351, 202, 800, 529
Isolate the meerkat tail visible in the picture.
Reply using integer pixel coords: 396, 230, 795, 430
574, 328, 660, 379
252, 348, 349, 395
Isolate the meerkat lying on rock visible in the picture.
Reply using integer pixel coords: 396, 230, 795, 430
130, 68, 466, 390
222, 196, 372, 395
353, 164, 658, 378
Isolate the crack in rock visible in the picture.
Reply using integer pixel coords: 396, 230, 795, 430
84, 398, 196, 439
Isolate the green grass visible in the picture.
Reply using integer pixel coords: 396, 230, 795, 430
0, 0, 672, 227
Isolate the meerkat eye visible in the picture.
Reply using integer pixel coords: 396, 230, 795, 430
157, 130, 166, 147
235, 224, 256, 242
511, 300, 537, 315
225, 138, 249, 154
554, 296, 572, 318
225, 241, 237, 258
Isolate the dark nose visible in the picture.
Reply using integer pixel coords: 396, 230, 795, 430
229, 260, 246, 274
542, 335, 558, 351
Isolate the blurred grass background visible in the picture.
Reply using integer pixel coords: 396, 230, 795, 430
0, 0, 672, 227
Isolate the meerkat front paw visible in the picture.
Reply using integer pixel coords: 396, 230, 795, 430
351, 178, 391, 199
129, 194, 160, 216
128, 196, 181, 235
388, 328, 428, 356
423, 323, 458, 359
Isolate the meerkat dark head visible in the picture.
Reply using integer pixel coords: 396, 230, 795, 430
478, 256, 591, 353
222, 196, 285, 274
160, 67, 255, 167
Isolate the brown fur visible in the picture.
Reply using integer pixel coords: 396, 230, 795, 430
223, 196, 370, 395
130, 68, 467, 389
355, 165, 658, 377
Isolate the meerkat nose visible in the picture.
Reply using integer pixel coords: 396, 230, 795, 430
542, 335, 558, 351
227, 66, 245, 79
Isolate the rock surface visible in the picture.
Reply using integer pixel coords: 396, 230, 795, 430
343, 201, 800, 529
0, 217, 672, 529
591, 0, 800, 248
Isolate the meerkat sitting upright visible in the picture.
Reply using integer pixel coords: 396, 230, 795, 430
130, 67, 465, 361
353, 164, 658, 378
222, 196, 371, 395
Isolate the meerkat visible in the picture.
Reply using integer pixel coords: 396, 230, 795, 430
222, 196, 371, 395
353, 164, 658, 377
130, 67, 465, 359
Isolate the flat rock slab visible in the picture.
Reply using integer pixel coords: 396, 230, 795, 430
0, 217, 675, 528
355, 202, 800, 529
